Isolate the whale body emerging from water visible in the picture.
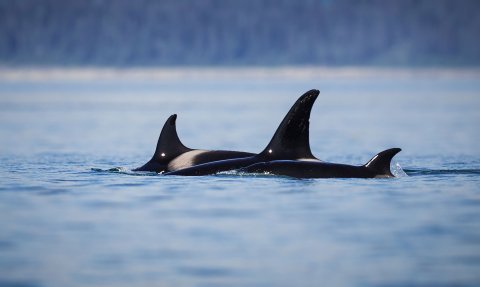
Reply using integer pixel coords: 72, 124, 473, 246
133, 114, 254, 173
241, 148, 402, 178
165, 89, 321, 176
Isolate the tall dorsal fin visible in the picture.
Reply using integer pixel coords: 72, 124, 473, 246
364, 148, 402, 177
259, 89, 319, 159
152, 114, 192, 161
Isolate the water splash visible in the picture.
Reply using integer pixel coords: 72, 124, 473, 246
392, 162, 408, 178
216, 170, 277, 178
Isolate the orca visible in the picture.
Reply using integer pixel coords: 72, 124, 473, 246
133, 114, 254, 173
164, 89, 321, 176
240, 148, 402, 178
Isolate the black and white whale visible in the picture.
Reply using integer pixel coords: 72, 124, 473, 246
165, 89, 321, 176
240, 148, 401, 178
133, 114, 254, 173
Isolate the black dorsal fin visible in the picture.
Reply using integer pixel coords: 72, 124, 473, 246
364, 148, 402, 177
259, 89, 319, 160
134, 114, 192, 172
152, 114, 192, 161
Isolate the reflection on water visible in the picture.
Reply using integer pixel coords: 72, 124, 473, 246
0, 68, 480, 287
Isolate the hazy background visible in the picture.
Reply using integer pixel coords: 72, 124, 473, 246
0, 0, 479, 67
1, 2, 480, 287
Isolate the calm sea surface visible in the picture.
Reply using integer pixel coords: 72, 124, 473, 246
0, 68, 479, 287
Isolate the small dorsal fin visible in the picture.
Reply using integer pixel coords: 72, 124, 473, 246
259, 89, 319, 159
152, 114, 191, 161
364, 148, 402, 177
134, 114, 191, 172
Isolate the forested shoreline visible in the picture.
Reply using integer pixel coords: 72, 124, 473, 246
0, 0, 479, 67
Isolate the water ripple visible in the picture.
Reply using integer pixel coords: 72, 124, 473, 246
90, 167, 158, 176
404, 168, 480, 176
177, 266, 235, 278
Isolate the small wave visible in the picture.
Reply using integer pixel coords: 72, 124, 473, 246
216, 170, 276, 176
90, 167, 158, 176
215, 170, 241, 176
91, 167, 128, 173
215, 170, 311, 180
403, 168, 480, 176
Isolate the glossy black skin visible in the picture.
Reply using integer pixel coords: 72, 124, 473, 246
165, 89, 320, 176
165, 156, 261, 176
242, 148, 402, 179
133, 114, 253, 173
244, 161, 375, 178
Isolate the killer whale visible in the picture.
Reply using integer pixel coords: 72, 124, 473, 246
133, 114, 254, 173
164, 89, 321, 176
240, 148, 402, 178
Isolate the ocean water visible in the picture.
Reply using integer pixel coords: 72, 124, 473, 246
0, 68, 479, 287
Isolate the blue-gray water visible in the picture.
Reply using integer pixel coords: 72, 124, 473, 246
1, 68, 479, 287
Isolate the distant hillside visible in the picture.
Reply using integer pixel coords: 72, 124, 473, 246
0, 0, 479, 67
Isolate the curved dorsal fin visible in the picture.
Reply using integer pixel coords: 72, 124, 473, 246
364, 148, 402, 177
151, 114, 192, 161
259, 89, 319, 160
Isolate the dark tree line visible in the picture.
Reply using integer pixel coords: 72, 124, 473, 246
0, 0, 479, 66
